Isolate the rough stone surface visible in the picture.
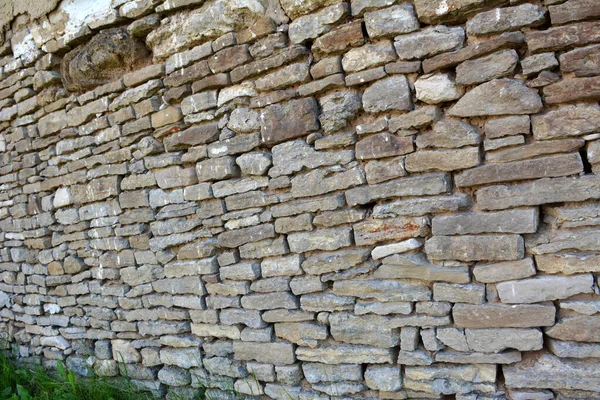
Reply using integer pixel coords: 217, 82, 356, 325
2, 0, 600, 396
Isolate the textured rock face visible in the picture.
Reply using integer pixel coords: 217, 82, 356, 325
3, 0, 600, 398
61, 28, 151, 92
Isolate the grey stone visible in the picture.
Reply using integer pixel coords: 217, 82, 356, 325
364, 365, 402, 391
448, 79, 543, 117
388, 106, 442, 132
330, 313, 399, 347
432, 209, 538, 235
497, 274, 594, 304
275, 322, 327, 347
364, 157, 406, 184
255, 62, 311, 91
196, 156, 240, 182
503, 351, 600, 391
405, 147, 480, 172
318, 90, 362, 133
413, 0, 507, 24
232, 341, 296, 365
455, 153, 583, 187
535, 253, 600, 275
302, 362, 362, 383
467, 4, 545, 36
269, 140, 354, 178
476, 175, 600, 211
522, 52, 559, 76
548, 338, 600, 358
296, 345, 395, 364
473, 258, 537, 283
465, 328, 543, 353
261, 98, 319, 145
415, 73, 464, 104
373, 195, 471, 218
355, 300, 412, 315
354, 217, 429, 246
456, 50, 518, 85
485, 115, 530, 139
342, 41, 396, 72
532, 105, 600, 140
287, 227, 353, 253
241, 292, 298, 310
289, 3, 349, 44
346, 173, 451, 206
394, 25, 464, 60
433, 283, 485, 305
453, 303, 556, 329
302, 248, 370, 275
290, 166, 366, 198
376, 253, 470, 284
356, 132, 414, 160
425, 235, 524, 261
160, 348, 202, 369
417, 120, 481, 149
333, 279, 431, 302
300, 293, 355, 312
362, 75, 412, 113
364, 4, 419, 39
435, 350, 521, 364
236, 152, 272, 175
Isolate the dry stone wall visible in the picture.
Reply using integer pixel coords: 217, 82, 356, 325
1, 0, 600, 398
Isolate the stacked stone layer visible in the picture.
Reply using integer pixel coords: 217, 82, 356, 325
0, 0, 600, 399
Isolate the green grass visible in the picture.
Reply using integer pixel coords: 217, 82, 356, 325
0, 349, 152, 400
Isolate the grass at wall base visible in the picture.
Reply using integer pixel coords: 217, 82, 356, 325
0, 348, 205, 400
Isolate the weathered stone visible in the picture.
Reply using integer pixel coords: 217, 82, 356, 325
362, 75, 412, 113
218, 224, 275, 248
559, 44, 600, 77
456, 153, 583, 187
545, 315, 600, 342
346, 173, 451, 206
61, 28, 150, 91
287, 227, 353, 253
291, 167, 364, 198
522, 52, 559, 76
296, 345, 395, 364
549, 0, 600, 25
160, 348, 202, 369
333, 279, 431, 302
356, 133, 413, 160
432, 209, 538, 235
413, 0, 507, 24
388, 106, 441, 132
532, 105, 600, 140
530, 19, 600, 54
543, 76, 600, 103
196, 156, 240, 182
456, 50, 518, 85
256, 62, 311, 91
318, 90, 362, 133
405, 147, 480, 172
364, 157, 406, 184
453, 303, 556, 328
424, 31, 525, 73
433, 283, 485, 305
241, 292, 298, 310
302, 248, 370, 275
467, 4, 545, 36
473, 258, 537, 283
426, 234, 524, 261
300, 293, 354, 312
465, 328, 543, 353
449, 79, 542, 117
364, 365, 402, 391
353, 217, 429, 246
289, 3, 349, 44
476, 175, 600, 210
394, 26, 464, 60
527, 226, 600, 255
302, 362, 362, 383
373, 195, 471, 218
415, 73, 464, 104
497, 274, 594, 304
417, 120, 481, 150
342, 41, 396, 72
377, 253, 470, 284
503, 351, 600, 391
275, 322, 327, 347
180, 92, 218, 115
232, 341, 295, 365
355, 300, 412, 315
72, 177, 119, 204
372, 238, 422, 260
435, 350, 521, 364
535, 253, 600, 275
155, 166, 198, 189
261, 98, 319, 144
364, 4, 419, 39
548, 338, 600, 358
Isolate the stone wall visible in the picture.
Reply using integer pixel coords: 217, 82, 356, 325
1, 0, 600, 398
